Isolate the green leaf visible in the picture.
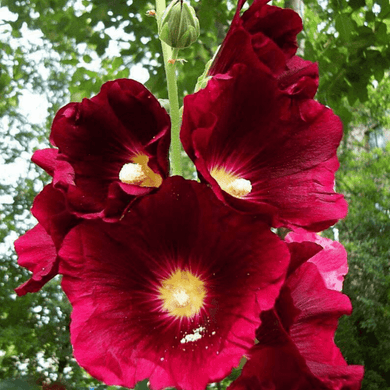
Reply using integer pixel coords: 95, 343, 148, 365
375, 22, 388, 44
112, 56, 123, 70
83, 54, 92, 63
355, 83, 368, 102
365, 10, 375, 22
135, 379, 149, 390
61, 58, 78, 65
336, 105, 353, 125
378, 0, 390, 15
374, 67, 385, 83
335, 13, 355, 42
348, 0, 365, 9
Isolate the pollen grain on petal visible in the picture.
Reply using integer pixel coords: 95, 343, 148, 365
180, 325, 206, 344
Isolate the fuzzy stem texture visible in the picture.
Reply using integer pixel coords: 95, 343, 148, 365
156, 0, 182, 176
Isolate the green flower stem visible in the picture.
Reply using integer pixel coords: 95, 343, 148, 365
156, 0, 182, 176
165, 50, 182, 176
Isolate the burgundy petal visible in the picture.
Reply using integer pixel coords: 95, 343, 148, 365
209, 0, 302, 76
282, 263, 364, 389
31, 184, 78, 248
230, 311, 326, 390
286, 231, 349, 291
32, 148, 58, 176
49, 79, 170, 219
229, 238, 364, 390
59, 177, 290, 390
15, 184, 79, 294
278, 56, 319, 100
14, 224, 58, 296
182, 63, 347, 230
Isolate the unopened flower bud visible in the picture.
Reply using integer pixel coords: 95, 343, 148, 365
159, 0, 200, 49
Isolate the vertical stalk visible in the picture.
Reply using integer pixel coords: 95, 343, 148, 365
155, 0, 183, 176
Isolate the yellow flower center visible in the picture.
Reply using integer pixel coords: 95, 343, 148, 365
210, 167, 252, 198
119, 154, 162, 188
158, 269, 206, 319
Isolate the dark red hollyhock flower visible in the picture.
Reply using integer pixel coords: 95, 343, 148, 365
58, 177, 290, 390
181, 62, 347, 231
209, 0, 320, 126
209, 0, 302, 77
228, 232, 364, 390
210, 0, 319, 111
38, 79, 170, 220
15, 184, 78, 296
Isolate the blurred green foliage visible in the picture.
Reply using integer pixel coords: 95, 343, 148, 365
302, 0, 390, 133
336, 144, 390, 389
0, 0, 389, 388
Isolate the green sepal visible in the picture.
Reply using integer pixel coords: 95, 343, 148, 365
194, 59, 213, 92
